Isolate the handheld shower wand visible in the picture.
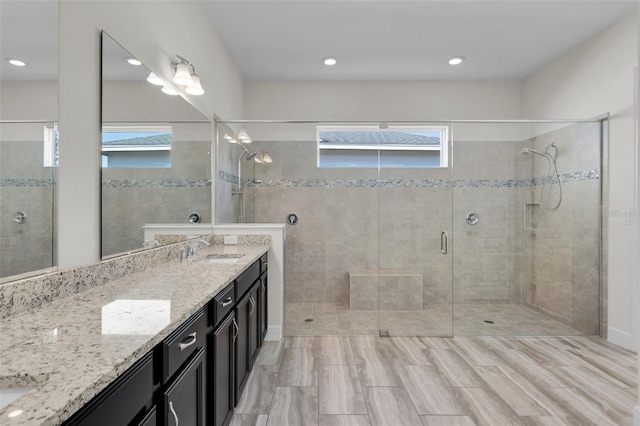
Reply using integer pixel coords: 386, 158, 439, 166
521, 143, 562, 210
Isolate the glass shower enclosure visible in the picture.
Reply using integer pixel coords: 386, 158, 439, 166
216, 118, 604, 337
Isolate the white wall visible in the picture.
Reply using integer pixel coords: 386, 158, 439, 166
245, 80, 523, 120
57, 0, 243, 269
523, 13, 638, 350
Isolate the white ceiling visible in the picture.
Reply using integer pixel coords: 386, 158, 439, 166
201, 0, 638, 80
0, 1, 637, 82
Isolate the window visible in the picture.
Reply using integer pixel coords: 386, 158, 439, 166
101, 126, 172, 168
43, 124, 58, 167
317, 126, 448, 168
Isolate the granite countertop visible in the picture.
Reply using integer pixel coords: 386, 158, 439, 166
0, 242, 270, 426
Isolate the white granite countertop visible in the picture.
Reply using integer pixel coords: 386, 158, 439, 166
0, 242, 270, 426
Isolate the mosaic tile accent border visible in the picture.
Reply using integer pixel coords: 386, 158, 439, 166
218, 170, 239, 185
218, 169, 599, 189
102, 179, 211, 188
0, 179, 55, 187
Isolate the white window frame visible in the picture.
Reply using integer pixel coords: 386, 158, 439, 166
317, 125, 449, 168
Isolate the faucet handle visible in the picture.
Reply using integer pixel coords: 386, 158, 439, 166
179, 246, 187, 262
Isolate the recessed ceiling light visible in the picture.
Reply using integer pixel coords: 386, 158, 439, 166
323, 57, 338, 66
6, 58, 26, 67
448, 56, 465, 66
126, 57, 142, 66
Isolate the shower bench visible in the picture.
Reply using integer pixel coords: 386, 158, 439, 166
348, 270, 422, 311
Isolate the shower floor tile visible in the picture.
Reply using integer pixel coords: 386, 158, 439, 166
285, 303, 587, 337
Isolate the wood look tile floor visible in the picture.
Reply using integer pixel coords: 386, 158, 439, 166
285, 303, 584, 337
230, 336, 637, 426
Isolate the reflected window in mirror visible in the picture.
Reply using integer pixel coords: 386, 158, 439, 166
102, 126, 172, 168
101, 32, 211, 259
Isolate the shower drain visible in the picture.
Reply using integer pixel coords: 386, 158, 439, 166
484, 320, 495, 324
304, 318, 314, 322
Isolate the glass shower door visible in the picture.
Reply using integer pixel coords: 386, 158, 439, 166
450, 121, 602, 337
377, 123, 453, 336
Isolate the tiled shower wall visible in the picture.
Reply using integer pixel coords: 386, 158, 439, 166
102, 137, 212, 257
0, 138, 55, 278
522, 122, 601, 335
219, 122, 602, 335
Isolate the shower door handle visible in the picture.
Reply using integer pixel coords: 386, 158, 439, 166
440, 231, 448, 255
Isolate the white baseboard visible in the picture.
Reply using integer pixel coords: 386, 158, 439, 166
634, 404, 640, 426
608, 326, 635, 351
265, 326, 282, 341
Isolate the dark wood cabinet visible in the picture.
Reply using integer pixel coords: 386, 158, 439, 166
234, 291, 251, 404
257, 273, 268, 347
65, 253, 269, 426
163, 346, 206, 426
62, 352, 154, 426
208, 312, 236, 426
138, 406, 157, 426
248, 283, 260, 366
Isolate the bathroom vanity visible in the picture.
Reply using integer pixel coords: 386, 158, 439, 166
0, 239, 270, 426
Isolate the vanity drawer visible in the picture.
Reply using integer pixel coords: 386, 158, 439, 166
163, 308, 207, 382
211, 282, 235, 326
235, 260, 260, 299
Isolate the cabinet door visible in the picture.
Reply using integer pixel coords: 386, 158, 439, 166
235, 292, 251, 404
248, 284, 260, 367
209, 313, 235, 426
258, 274, 268, 347
164, 347, 205, 426
137, 406, 157, 426
63, 352, 153, 426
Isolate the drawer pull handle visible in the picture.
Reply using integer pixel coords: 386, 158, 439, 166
178, 332, 197, 351
221, 297, 233, 307
249, 294, 256, 316
169, 401, 179, 426
232, 318, 239, 342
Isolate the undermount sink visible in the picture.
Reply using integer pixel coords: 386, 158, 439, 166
0, 387, 32, 410
0, 374, 43, 410
200, 254, 245, 264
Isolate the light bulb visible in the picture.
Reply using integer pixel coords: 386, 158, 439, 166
161, 85, 179, 95
173, 62, 193, 86
185, 74, 204, 95
146, 72, 164, 86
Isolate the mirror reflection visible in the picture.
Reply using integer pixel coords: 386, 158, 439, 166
0, 0, 59, 281
101, 32, 212, 258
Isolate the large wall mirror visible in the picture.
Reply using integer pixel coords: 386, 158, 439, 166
101, 32, 212, 258
0, 1, 59, 282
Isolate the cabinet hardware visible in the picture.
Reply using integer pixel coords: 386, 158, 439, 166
232, 318, 239, 342
168, 401, 179, 426
178, 332, 197, 351
221, 297, 233, 307
249, 295, 256, 316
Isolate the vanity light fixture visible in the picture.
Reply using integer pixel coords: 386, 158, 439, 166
126, 57, 142, 66
161, 85, 179, 96
323, 57, 338, 66
146, 72, 164, 86
5, 57, 26, 67
224, 133, 237, 144
448, 56, 465, 65
171, 55, 205, 95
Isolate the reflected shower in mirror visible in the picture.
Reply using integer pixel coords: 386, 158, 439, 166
101, 32, 212, 258
0, 1, 59, 281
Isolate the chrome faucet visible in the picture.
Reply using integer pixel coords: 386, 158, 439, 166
187, 239, 210, 259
